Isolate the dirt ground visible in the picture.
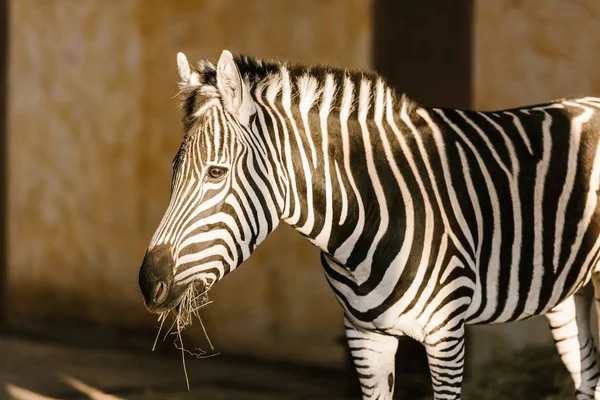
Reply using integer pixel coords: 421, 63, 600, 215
0, 333, 576, 400
0, 335, 356, 400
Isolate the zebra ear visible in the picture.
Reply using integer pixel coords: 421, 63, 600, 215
216, 50, 254, 124
176, 52, 199, 86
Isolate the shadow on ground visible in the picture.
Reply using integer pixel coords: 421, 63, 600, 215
0, 334, 575, 400
0, 335, 355, 400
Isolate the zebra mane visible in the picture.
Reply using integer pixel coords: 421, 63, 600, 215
178, 54, 417, 131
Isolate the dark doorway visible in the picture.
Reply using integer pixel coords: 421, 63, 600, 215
0, 0, 8, 328
373, 0, 473, 109
364, 1, 473, 398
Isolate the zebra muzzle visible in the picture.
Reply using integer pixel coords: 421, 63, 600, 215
139, 244, 175, 313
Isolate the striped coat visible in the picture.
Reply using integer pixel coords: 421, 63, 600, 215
139, 50, 600, 400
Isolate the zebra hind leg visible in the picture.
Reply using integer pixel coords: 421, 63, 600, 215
344, 317, 399, 400
546, 286, 599, 400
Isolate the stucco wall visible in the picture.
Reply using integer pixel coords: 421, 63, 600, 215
470, 0, 600, 367
7, 0, 145, 325
474, 0, 600, 110
7, 0, 371, 367
10, 0, 597, 372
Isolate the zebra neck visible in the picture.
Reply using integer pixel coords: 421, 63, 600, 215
267, 81, 420, 267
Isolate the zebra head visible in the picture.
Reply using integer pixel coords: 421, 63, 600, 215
139, 51, 282, 313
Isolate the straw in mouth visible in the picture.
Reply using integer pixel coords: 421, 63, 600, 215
151, 281, 218, 391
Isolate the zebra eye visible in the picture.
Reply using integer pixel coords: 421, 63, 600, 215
207, 166, 227, 179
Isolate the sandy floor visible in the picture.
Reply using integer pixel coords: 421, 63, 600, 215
1, 334, 572, 400
0, 335, 355, 400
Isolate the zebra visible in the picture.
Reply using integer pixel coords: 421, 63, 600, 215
138, 49, 600, 400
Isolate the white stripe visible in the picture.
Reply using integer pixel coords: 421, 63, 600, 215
176, 245, 233, 271
313, 75, 335, 249
479, 112, 523, 322
281, 67, 315, 232
553, 103, 593, 273
175, 261, 225, 283
334, 161, 348, 226
524, 110, 552, 315
428, 113, 476, 254
297, 74, 321, 168
254, 82, 287, 211
341, 79, 389, 286
333, 77, 365, 263
265, 72, 297, 220
417, 110, 477, 273
505, 111, 533, 154
547, 129, 600, 309
433, 110, 501, 323
455, 143, 484, 317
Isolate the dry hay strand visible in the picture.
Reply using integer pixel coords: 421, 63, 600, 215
152, 282, 218, 391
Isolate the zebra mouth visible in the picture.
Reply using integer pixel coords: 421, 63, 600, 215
173, 279, 211, 313
147, 279, 210, 315
152, 277, 216, 361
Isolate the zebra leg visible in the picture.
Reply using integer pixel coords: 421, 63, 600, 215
345, 317, 399, 400
423, 325, 466, 400
546, 286, 599, 400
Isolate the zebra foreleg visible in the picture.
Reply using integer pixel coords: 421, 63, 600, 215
424, 325, 466, 400
345, 317, 399, 400
546, 286, 599, 400
591, 272, 600, 400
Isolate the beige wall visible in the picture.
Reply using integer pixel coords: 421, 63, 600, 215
11, 0, 598, 371
474, 0, 600, 110
470, 0, 600, 367
8, 0, 146, 325
7, 0, 371, 367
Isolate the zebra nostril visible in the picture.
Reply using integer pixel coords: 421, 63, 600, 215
153, 281, 168, 304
